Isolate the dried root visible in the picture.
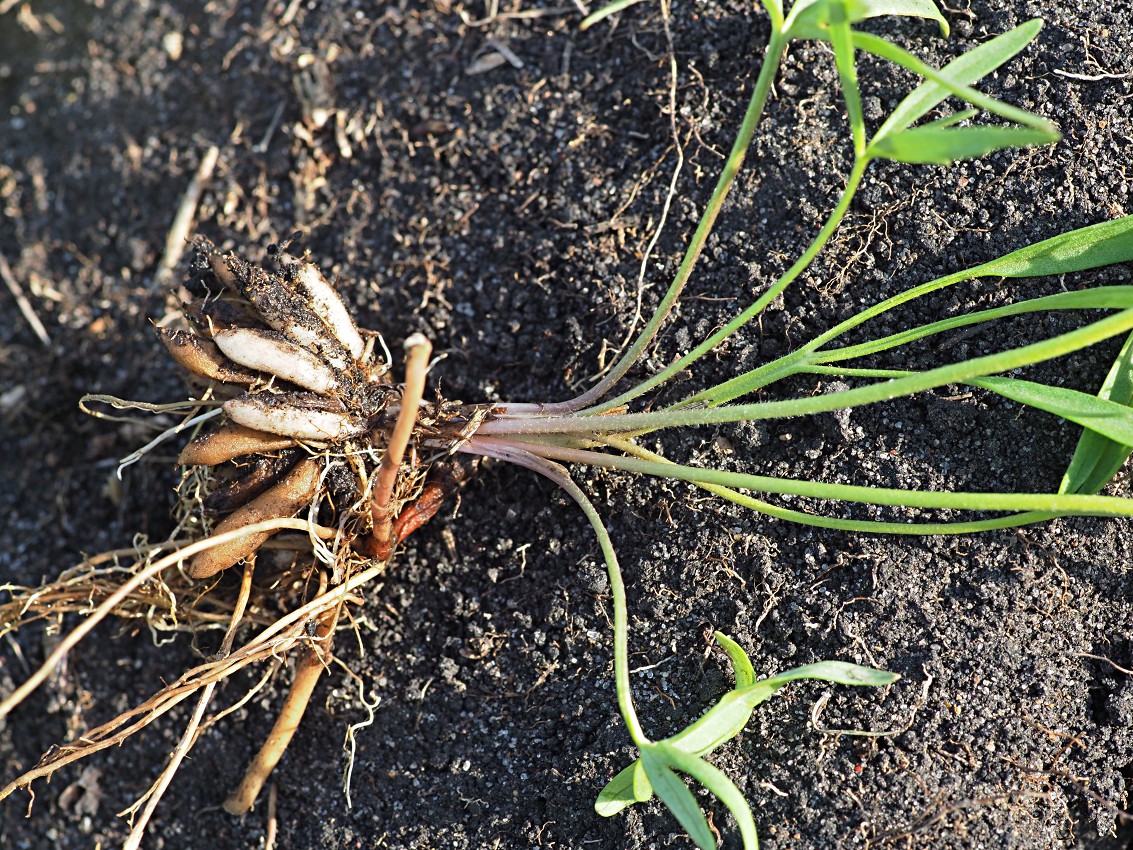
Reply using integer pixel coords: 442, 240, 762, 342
0, 240, 489, 834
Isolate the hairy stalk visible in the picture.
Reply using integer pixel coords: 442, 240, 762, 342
476, 306, 1133, 438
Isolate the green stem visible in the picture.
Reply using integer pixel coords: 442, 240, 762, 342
476, 307, 1133, 436
605, 155, 869, 413
527, 29, 788, 416
601, 435, 1050, 533
460, 440, 648, 747
474, 436, 1133, 518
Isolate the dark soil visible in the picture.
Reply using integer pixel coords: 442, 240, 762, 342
2, 2, 1132, 848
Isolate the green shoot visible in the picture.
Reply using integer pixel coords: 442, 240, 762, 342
469, 1, 1133, 847
594, 634, 897, 850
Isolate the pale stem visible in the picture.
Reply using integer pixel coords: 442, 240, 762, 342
460, 438, 648, 746
367, 333, 433, 558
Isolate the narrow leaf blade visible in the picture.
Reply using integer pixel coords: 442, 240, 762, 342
855, 31, 1055, 133
666, 749, 761, 850
829, 4, 866, 156
971, 375, 1133, 446
976, 214, 1133, 278
854, 0, 947, 35
1061, 331, 1133, 495
642, 747, 716, 850
761, 661, 900, 688
875, 20, 1041, 140
760, 0, 785, 30
870, 124, 1056, 164
668, 660, 898, 757
916, 107, 979, 131
579, 0, 650, 30
787, 0, 947, 40
668, 682, 783, 756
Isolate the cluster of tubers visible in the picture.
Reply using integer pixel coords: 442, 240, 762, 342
158, 239, 482, 578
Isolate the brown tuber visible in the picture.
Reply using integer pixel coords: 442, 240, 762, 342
189, 457, 323, 579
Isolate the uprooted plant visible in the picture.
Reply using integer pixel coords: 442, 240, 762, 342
3, 0, 1133, 847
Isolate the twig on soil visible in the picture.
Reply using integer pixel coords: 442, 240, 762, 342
1074, 651, 1133, 675
154, 145, 220, 289
0, 250, 51, 347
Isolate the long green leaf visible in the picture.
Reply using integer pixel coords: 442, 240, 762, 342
873, 20, 1041, 142
828, 1, 866, 156
668, 681, 784, 756
815, 287, 1133, 366
760, 0, 785, 30
604, 436, 1056, 535
760, 661, 900, 688
970, 373, 1133, 455
795, 217, 1133, 363
665, 748, 761, 850
643, 746, 716, 850
668, 661, 897, 757
916, 107, 979, 131
491, 437, 1133, 518
977, 214, 1133, 278
869, 124, 1056, 164
680, 306, 1133, 414
1060, 332, 1133, 495
694, 475, 1053, 533
853, 31, 1056, 133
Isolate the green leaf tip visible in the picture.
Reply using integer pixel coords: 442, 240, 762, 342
764, 660, 900, 688
595, 761, 652, 816
786, 0, 948, 41
869, 124, 1058, 165
714, 631, 757, 688
579, 0, 650, 31
977, 214, 1133, 279
873, 20, 1043, 143
1060, 331, 1133, 496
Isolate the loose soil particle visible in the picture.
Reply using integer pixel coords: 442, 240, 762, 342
1, 2, 1131, 849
